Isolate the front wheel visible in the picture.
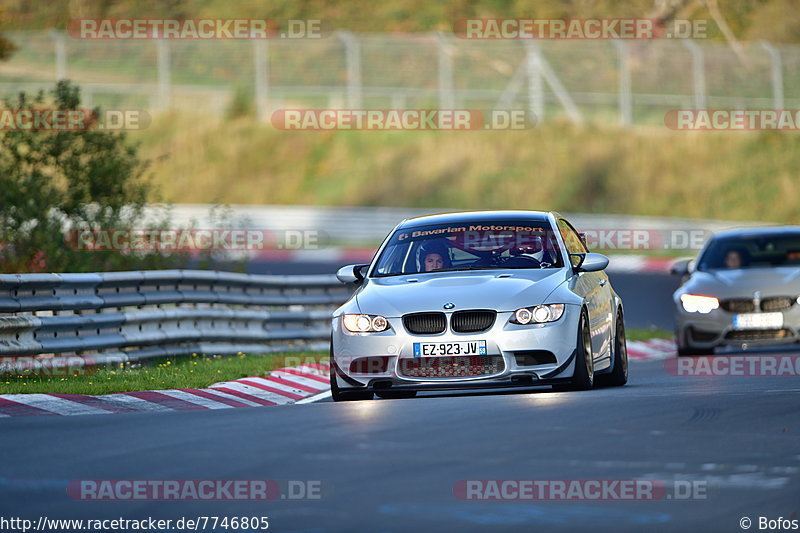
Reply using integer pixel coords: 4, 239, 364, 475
597, 311, 628, 387
330, 369, 374, 402
330, 344, 373, 402
553, 308, 594, 391
676, 333, 714, 356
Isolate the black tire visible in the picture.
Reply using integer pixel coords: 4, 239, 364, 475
330, 342, 373, 402
677, 345, 714, 357
553, 308, 594, 391
375, 390, 417, 399
597, 310, 628, 387
676, 331, 714, 356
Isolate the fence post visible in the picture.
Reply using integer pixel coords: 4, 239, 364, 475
156, 39, 171, 110
525, 41, 544, 121
437, 32, 455, 109
49, 29, 67, 80
84, 86, 93, 109
527, 42, 582, 124
253, 40, 270, 121
337, 31, 362, 109
682, 40, 706, 109
612, 40, 632, 126
760, 41, 784, 110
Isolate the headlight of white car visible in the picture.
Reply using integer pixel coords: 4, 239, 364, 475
343, 314, 390, 333
680, 294, 720, 313
511, 304, 565, 324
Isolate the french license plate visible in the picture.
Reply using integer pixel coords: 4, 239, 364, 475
414, 340, 487, 357
733, 312, 784, 329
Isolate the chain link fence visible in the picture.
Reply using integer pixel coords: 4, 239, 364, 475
1, 30, 798, 126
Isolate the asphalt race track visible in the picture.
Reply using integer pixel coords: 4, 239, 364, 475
2, 262, 797, 533
1, 357, 799, 532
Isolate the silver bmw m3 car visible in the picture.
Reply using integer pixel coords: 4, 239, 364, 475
671, 226, 800, 356
330, 210, 628, 401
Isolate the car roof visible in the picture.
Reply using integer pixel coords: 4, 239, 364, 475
398, 210, 554, 229
711, 225, 800, 240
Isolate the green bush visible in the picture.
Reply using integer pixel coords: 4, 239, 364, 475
0, 80, 188, 273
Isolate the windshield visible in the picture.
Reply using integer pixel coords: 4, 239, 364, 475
371, 220, 564, 277
697, 232, 800, 270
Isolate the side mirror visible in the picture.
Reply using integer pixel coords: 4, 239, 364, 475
670, 259, 693, 276
336, 264, 368, 284
571, 252, 609, 273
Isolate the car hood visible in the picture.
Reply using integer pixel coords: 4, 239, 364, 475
682, 267, 800, 298
355, 269, 568, 317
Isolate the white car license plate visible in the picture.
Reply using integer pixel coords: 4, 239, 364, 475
414, 340, 487, 357
733, 312, 784, 329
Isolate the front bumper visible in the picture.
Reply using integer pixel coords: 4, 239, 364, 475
331, 306, 581, 391
675, 304, 800, 348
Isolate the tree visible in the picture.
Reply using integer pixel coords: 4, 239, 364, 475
0, 6, 17, 62
0, 80, 185, 272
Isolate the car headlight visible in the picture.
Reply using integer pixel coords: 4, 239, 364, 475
511, 304, 565, 324
680, 294, 719, 313
343, 314, 390, 333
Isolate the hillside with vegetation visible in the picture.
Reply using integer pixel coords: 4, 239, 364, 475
134, 113, 800, 223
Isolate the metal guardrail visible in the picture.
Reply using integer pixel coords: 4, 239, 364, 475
0, 270, 352, 372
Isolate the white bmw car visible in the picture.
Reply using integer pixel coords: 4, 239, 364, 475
330, 210, 628, 401
672, 226, 800, 355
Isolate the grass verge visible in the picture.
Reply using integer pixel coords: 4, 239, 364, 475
626, 328, 673, 342
0, 351, 327, 396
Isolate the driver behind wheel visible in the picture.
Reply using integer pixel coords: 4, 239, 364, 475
418, 241, 452, 272
505, 234, 553, 267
